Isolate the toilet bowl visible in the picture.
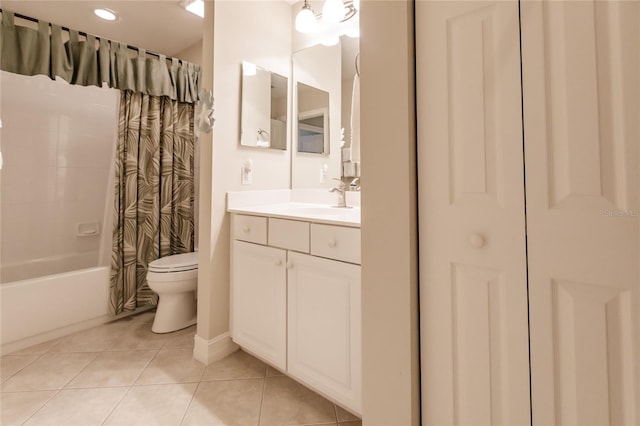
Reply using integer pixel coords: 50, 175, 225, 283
146, 252, 198, 333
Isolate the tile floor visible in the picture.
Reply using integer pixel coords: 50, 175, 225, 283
0, 311, 362, 426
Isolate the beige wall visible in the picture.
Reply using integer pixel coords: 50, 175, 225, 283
174, 40, 203, 65
197, 0, 292, 341
360, 1, 420, 425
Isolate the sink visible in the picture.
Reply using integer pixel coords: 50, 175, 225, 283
287, 205, 360, 216
287, 206, 355, 215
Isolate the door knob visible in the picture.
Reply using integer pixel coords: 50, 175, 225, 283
468, 233, 485, 248
275, 259, 283, 266
286, 261, 294, 269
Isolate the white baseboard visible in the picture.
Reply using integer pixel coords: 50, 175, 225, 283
193, 332, 239, 365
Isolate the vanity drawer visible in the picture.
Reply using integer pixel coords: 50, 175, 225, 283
233, 214, 267, 244
269, 218, 309, 253
310, 224, 361, 264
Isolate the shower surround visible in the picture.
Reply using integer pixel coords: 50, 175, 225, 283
0, 71, 118, 353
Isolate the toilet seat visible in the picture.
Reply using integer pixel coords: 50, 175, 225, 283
148, 252, 198, 273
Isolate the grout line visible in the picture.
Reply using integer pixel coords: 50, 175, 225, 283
129, 349, 161, 386
60, 352, 101, 389
257, 375, 267, 426
18, 388, 61, 425
101, 384, 134, 425
178, 380, 201, 426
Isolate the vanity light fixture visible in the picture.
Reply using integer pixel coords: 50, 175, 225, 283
182, 0, 204, 18
295, 0, 318, 34
294, 0, 358, 35
94, 8, 118, 21
322, 0, 345, 24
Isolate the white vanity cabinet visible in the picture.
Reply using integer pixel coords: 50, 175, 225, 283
230, 212, 362, 415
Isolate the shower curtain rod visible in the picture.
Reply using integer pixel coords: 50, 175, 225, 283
0, 8, 181, 63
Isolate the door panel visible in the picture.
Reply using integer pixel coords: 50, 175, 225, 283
521, 0, 640, 424
416, 1, 530, 424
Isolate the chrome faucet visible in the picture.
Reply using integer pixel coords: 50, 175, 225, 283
329, 178, 348, 208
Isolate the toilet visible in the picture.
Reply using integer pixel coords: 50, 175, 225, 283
146, 252, 198, 333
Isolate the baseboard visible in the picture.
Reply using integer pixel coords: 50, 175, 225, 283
1, 315, 109, 355
193, 332, 239, 365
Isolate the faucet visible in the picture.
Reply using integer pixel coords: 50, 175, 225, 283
329, 178, 348, 208
349, 177, 360, 191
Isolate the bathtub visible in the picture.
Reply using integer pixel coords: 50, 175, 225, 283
0, 265, 110, 354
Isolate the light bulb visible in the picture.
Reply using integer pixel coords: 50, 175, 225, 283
295, 5, 318, 33
322, 0, 345, 24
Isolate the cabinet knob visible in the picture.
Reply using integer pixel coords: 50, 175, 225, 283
275, 259, 283, 266
468, 233, 485, 248
286, 261, 294, 269
242, 226, 250, 233
328, 239, 337, 248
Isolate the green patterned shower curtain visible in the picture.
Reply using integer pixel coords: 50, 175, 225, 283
110, 91, 195, 315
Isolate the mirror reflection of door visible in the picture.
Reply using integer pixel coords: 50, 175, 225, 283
240, 61, 288, 150
297, 82, 329, 154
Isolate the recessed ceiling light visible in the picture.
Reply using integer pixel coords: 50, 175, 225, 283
183, 0, 204, 18
94, 8, 118, 21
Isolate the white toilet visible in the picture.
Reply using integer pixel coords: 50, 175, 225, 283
146, 252, 198, 333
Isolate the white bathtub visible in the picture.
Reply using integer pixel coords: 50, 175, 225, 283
0, 266, 110, 354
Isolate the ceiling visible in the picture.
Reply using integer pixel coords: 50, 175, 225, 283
1, 1, 204, 57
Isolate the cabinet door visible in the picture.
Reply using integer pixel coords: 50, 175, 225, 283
416, 1, 530, 424
231, 241, 287, 370
287, 252, 361, 414
521, 1, 640, 424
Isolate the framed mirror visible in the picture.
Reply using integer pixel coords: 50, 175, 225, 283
297, 82, 329, 154
240, 61, 288, 150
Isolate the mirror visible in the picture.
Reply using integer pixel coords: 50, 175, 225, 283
240, 61, 288, 150
297, 82, 329, 154
291, 37, 359, 188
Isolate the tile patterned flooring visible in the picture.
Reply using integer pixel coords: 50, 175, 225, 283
0, 312, 362, 426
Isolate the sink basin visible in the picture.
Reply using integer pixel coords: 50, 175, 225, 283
287, 206, 355, 215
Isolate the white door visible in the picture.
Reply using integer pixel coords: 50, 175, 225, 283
521, 1, 640, 424
287, 252, 362, 414
416, 0, 530, 424
231, 241, 287, 370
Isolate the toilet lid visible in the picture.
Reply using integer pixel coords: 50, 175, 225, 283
148, 252, 198, 273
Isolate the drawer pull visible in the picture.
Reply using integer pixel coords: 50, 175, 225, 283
242, 226, 250, 233
328, 239, 337, 248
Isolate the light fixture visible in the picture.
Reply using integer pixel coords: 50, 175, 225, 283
322, 0, 345, 23
295, 0, 318, 34
94, 8, 117, 21
182, 0, 204, 18
345, 27, 359, 38
320, 34, 340, 46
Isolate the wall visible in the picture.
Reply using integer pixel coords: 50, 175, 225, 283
0, 71, 118, 283
360, 1, 420, 425
196, 0, 292, 356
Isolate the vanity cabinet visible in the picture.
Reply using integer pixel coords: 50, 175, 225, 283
230, 213, 361, 415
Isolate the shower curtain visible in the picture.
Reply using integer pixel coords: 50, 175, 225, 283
110, 91, 195, 315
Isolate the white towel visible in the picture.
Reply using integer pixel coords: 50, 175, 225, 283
350, 73, 361, 163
